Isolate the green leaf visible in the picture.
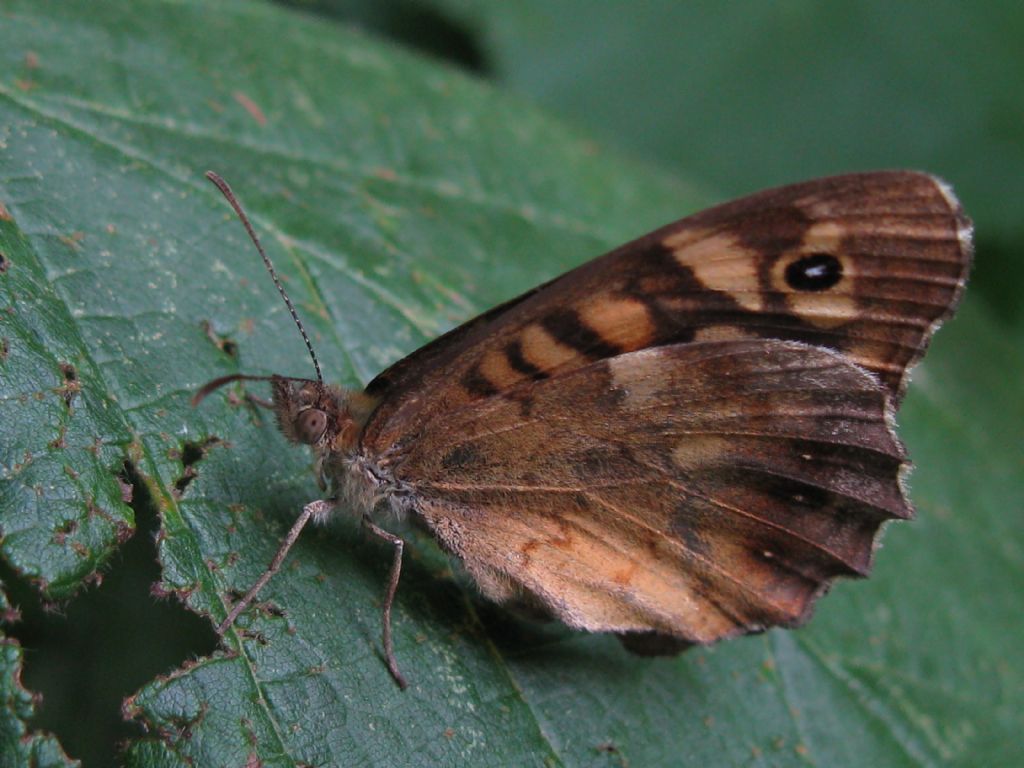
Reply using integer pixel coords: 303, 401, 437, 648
0, 635, 77, 768
1, 2, 1020, 766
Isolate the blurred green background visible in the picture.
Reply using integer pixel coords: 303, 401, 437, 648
280, 0, 1024, 328
1, 2, 1021, 767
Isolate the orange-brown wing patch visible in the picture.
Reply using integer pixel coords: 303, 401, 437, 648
364, 172, 971, 451
378, 340, 910, 646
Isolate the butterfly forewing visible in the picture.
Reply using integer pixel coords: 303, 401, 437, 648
364, 172, 971, 455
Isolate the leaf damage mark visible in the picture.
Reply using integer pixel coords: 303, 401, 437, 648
1, 452, 217, 765
596, 740, 630, 767
123, 697, 209, 746
49, 424, 68, 450
115, 467, 134, 504
0, 251, 8, 272
171, 437, 224, 497
56, 362, 80, 409
149, 578, 199, 604
0, 638, 78, 767
202, 319, 239, 358
52, 519, 79, 546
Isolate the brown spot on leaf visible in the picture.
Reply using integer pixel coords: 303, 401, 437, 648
59, 231, 85, 250
202, 320, 239, 358
234, 90, 267, 125
57, 362, 80, 409
48, 425, 67, 450
52, 519, 78, 545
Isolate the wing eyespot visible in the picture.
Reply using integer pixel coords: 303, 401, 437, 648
784, 253, 843, 292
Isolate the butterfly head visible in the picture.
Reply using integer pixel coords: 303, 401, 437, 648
270, 376, 379, 458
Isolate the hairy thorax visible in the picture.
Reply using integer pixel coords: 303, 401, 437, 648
269, 375, 413, 519
330, 451, 405, 518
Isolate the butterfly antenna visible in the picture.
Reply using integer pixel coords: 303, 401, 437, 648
205, 171, 323, 385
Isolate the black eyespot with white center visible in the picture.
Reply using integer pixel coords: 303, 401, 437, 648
785, 253, 843, 292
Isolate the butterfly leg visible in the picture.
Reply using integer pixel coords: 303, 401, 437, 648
216, 499, 331, 635
362, 516, 409, 690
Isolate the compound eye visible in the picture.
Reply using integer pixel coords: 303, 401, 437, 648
296, 408, 328, 444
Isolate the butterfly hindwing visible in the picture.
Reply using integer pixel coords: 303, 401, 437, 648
376, 340, 909, 646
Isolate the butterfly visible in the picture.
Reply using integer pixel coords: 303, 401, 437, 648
195, 170, 972, 688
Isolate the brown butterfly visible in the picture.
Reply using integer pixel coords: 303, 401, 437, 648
195, 170, 971, 688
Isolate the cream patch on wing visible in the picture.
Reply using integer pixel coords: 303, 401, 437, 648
577, 295, 655, 350
606, 349, 715, 415
692, 324, 748, 342
663, 229, 764, 312
519, 322, 583, 372
799, 220, 846, 252
777, 286, 858, 329
770, 221, 857, 329
478, 346, 520, 388
607, 350, 666, 407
